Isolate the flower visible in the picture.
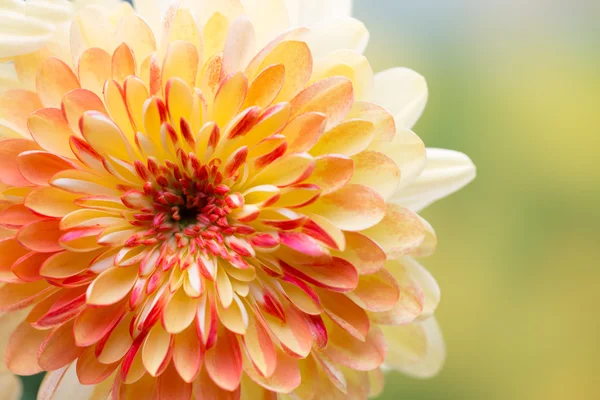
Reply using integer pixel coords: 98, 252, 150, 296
0, 0, 476, 399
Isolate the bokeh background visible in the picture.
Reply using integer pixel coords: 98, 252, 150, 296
354, 1, 600, 399
20, 0, 600, 399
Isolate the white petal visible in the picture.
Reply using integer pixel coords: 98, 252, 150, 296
382, 317, 445, 378
284, 0, 352, 27
402, 256, 440, 319
372, 67, 428, 129
294, 17, 368, 60
240, 0, 289, 47
0, 62, 19, 93
38, 363, 96, 400
0, 372, 21, 400
371, 128, 426, 190
391, 148, 476, 212
0, 1, 75, 58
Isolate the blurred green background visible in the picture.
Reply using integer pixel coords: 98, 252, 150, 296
354, 1, 600, 399
20, 1, 600, 399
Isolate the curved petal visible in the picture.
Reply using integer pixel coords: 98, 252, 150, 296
390, 148, 476, 212
372, 67, 427, 129
382, 317, 446, 378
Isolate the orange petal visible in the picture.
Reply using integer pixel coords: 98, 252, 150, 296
38, 320, 83, 371
369, 258, 434, 325
362, 204, 426, 259
0, 138, 41, 186
142, 322, 172, 377
0, 237, 30, 282
280, 112, 326, 154
258, 41, 312, 103
24, 186, 80, 217
96, 314, 134, 364
349, 151, 400, 201
116, 372, 158, 399
204, 326, 243, 391
278, 276, 323, 316
301, 212, 346, 251
305, 184, 385, 231
17, 219, 62, 253
262, 302, 313, 358
243, 313, 277, 378
318, 290, 370, 341
27, 108, 74, 158
173, 323, 203, 383
243, 64, 285, 109
76, 346, 119, 385
290, 76, 353, 130
0, 90, 42, 136
0, 280, 54, 312
39, 250, 102, 280
11, 251, 51, 282
194, 365, 241, 400
349, 101, 396, 144
346, 268, 400, 312
282, 257, 358, 293
311, 119, 375, 157
112, 43, 136, 85
73, 301, 125, 347
78, 47, 112, 97
61, 88, 107, 134
212, 72, 247, 129
335, 232, 386, 275
17, 151, 76, 186
323, 322, 386, 371
5, 321, 47, 375
306, 154, 354, 195
87, 266, 138, 306
244, 348, 301, 394
157, 361, 193, 400
36, 58, 80, 108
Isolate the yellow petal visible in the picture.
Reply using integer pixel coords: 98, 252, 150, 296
361, 204, 426, 258
382, 317, 446, 378
36, 57, 80, 108
115, 14, 156, 65
312, 49, 373, 100
305, 184, 385, 231
291, 76, 354, 130
86, 266, 138, 306
349, 150, 400, 200
162, 40, 199, 92
77, 47, 112, 97
311, 119, 375, 157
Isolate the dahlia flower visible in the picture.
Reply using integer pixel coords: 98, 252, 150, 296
0, 0, 475, 398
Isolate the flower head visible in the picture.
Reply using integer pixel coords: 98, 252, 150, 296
0, 0, 475, 398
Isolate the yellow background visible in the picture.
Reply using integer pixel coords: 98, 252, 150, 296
353, 1, 600, 399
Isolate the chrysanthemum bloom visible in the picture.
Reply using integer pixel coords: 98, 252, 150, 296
0, 0, 475, 398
